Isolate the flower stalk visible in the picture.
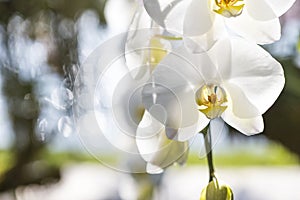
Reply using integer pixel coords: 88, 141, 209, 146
201, 123, 234, 200
203, 124, 215, 182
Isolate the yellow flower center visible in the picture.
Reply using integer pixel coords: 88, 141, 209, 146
214, 0, 245, 18
195, 84, 228, 119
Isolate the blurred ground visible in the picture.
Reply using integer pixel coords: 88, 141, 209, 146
0, 164, 299, 200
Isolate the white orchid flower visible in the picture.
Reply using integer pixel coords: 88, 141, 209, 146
114, 27, 189, 173
141, 37, 285, 141
73, 29, 188, 173
118, 72, 189, 174
125, 2, 174, 79
113, 75, 190, 173
143, 0, 296, 51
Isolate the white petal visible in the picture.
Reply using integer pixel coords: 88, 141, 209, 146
126, 6, 152, 49
177, 37, 232, 82
167, 113, 210, 142
156, 45, 218, 84
136, 111, 165, 162
222, 110, 264, 135
224, 82, 260, 118
143, 0, 185, 29
207, 37, 232, 80
177, 117, 210, 141
245, 0, 296, 21
184, 15, 227, 52
150, 134, 189, 169
136, 111, 189, 171
245, 0, 277, 21
146, 163, 164, 174
125, 50, 151, 80
125, 6, 154, 79
141, 48, 206, 130
164, 0, 190, 34
226, 11, 281, 44
263, 0, 296, 17
142, 78, 199, 130
183, 0, 213, 36
125, 33, 173, 80
143, 0, 165, 27
228, 38, 285, 114
112, 69, 150, 136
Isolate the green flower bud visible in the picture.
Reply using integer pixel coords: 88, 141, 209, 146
200, 177, 233, 200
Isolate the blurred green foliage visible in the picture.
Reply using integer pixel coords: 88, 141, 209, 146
187, 142, 299, 166
39, 150, 118, 167
1, 141, 298, 176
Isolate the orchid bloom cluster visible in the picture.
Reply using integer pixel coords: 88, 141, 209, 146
111, 0, 294, 198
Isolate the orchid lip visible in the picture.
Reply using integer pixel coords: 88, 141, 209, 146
214, 0, 245, 18
195, 83, 228, 119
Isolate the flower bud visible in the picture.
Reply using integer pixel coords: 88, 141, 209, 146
200, 177, 233, 200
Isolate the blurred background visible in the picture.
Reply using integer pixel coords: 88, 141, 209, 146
0, 0, 299, 199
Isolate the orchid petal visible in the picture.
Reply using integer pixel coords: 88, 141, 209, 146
223, 82, 260, 118
143, 0, 166, 27
222, 110, 264, 135
126, 6, 152, 50
228, 38, 285, 114
150, 133, 189, 169
206, 37, 232, 80
136, 111, 189, 173
245, 0, 295, 21
136, 111, 165, 162
226, 11, 281, 44
146, 163, 164, 174
143, 0, 184, 28
177, 117, 210, 141
263, 0, 296, 17
112, 68, 150, 136
183, 0, 213, 37
142, 77, 199, 130
184, 15, 227, 52
157, 46, 218, 84
164, 0, 189, 34
125, 6, 155, 79
166, 114, 210, 142
141, 47, 208, 130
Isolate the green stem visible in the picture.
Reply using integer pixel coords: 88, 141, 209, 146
203, 124, 215, 182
